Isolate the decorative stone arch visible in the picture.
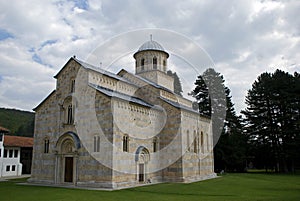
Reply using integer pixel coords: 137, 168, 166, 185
54, 132, 81, 184
61, 95, 78, 125
135, 146, 150, 183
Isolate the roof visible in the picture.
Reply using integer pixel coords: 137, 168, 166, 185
117, 69, 173, 93
160, 97, 210, 119
138, 40, 165, 52
134, 39, 169, 58
74, 58, 136, 86
0, 126, 10, 133
33, 90, 56, 111
3, 135, 34, 147
54, 57, 136, 86
89, 83, 158, 109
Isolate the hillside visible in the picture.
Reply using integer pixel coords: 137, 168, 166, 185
0, 108, 34, 137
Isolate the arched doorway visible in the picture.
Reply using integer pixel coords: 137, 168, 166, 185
55, 132, 81, 184
135, 146, 150, 183
62, 139, 74, 182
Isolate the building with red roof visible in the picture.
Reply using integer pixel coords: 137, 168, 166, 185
0, 127, 33, 177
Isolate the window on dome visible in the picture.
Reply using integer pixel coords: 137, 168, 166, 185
141, 58, 145, 71
153, 57, 157, 69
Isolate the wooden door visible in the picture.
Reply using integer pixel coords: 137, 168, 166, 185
64, 157, 73, 182
139, 164, 144, 182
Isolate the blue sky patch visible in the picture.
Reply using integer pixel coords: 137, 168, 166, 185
0, 29, 14, 41
40, 39, 58, 50
32, 53, 43, 65
73, 0, 89, 10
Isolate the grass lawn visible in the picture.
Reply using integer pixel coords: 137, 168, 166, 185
1, 173, 299, 201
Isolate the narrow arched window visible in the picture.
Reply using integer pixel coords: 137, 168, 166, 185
153, 57, 157, 69
163, 60, 166, 72
44, 138, 49, 153
200, 132, 204, 153
70, 79, 75, 93
206, 134, 209, 152
67, 105, 73, 124
187, 130, 190, 152
141, 58, 145, 71
153, 137, 158, 152
194, 131, 197, 153
123, 135, 129, 152
94, 135, 100, 152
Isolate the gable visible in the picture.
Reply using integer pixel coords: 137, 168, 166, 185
33, 90, 56, 111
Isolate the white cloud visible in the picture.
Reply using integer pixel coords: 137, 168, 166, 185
0, 0, 299, 113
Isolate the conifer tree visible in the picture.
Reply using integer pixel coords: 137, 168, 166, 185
242, 69, 300, 172
190, 68, 247, 172
167, 70, 183, 96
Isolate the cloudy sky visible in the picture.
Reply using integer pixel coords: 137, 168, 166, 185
0, 0, 299, 114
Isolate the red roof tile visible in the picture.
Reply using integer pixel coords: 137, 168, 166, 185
4, 135, 34, 147
0, 126, 10, 133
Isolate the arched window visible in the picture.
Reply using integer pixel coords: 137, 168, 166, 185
163, 60, 166, 72
123, 135, 129, 152
67, 105, 73, 124
44, 138, 49, 153
94, 135, 100, 152
153, 137, 158, 152
141, 58, 145, 71
187, 130, 190, 152
153, 57, 157, 69
200, 132, 204, 153
194, 131, 197, 153
70, 79, 75, 93
206, 134, 209, 152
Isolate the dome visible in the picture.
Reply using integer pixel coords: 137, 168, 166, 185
134, 36, 169, 58
138, 40, 165, 52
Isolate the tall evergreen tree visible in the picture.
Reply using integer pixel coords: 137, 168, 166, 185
242, 69, 300, 172
214, 87, 247, 172
189, 68, 227, 145
190, 68, 246, 172
167, 70, 183, 96
189, 74, 211, 116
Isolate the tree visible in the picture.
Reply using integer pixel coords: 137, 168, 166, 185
242, 69, 300, 172
214, 87, 247, 172
189, 68, 227, 145
190, 68, 247, 172
189, 74, 211, 116
167, 70, 183, 96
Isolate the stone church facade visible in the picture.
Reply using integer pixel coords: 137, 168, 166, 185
29, 39, 216, 189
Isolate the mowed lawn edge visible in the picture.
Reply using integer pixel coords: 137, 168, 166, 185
0, 173, 299, 201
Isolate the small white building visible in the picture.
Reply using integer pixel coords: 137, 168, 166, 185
0, 127, 33, 177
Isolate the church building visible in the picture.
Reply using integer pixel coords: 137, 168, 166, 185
29, 38, 216, 189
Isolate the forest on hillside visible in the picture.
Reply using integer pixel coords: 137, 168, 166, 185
0, 108, 34, 137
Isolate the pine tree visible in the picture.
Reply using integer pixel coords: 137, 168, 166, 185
189, 74, 211, 116
167, 70, 183, 96
214, 87, 247, 172
190, 68, 227, 145
190, 68, 246, 172
242, 69, 300, 172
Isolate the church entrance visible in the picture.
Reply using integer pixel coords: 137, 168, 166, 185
139, 163, 145, 182
64, 157, 73, 182
135, 146, 150, 183
55, 132, 81, 185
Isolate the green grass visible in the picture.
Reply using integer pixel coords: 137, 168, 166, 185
1, 173, 299, 201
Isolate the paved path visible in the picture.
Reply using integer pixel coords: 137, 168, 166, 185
0, 174, 30, 181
